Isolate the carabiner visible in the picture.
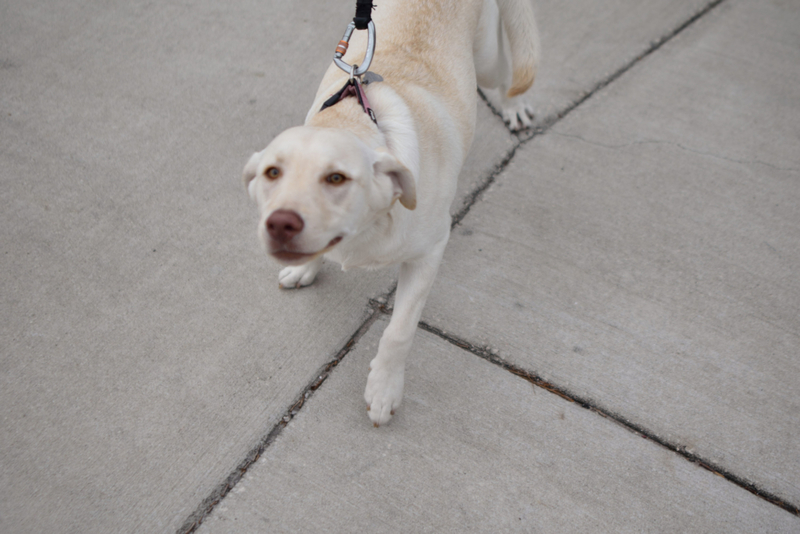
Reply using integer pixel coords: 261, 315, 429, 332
333, 20, 376, 78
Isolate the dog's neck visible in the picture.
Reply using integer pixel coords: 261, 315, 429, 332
306, 78, 420, 186
307, 96, 383, 147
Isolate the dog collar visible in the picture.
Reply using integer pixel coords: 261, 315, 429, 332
319, 75, 378, 125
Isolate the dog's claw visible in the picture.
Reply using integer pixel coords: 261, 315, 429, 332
366, 404, 371, 411
500, 95, 536, 132
373, 422, 380, 428
390, 409, 395, 416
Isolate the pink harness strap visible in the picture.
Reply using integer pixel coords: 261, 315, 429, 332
319, 77, 377, 124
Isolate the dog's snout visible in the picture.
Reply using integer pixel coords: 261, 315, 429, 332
266, 210, 304, 243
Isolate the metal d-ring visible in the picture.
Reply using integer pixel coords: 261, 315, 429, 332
333, 20, 375, 77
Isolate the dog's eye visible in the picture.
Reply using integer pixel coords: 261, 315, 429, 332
326, 173, 347, 185
265, 167, 281, 180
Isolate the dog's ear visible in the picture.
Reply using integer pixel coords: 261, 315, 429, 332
243, 151, 262, 198
373, 149, 416, 210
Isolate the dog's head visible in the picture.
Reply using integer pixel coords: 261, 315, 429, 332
243, 126, 416, 265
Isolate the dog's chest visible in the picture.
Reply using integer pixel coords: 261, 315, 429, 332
325, 246, 400, 271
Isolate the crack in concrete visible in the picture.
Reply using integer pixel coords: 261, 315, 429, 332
520, 0, 730, 138
550, 132, 800, 172
670, 143, 799, 172
451, 142, 520, 228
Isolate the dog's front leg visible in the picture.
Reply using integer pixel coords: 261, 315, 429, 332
278, 256, 323, 289
365, 239, 448, 426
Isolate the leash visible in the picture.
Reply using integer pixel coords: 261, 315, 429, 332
354, 0, 375, 31
333, 0, 376, 78
322, 1, 380, 124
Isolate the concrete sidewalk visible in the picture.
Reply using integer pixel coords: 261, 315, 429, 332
1, 0, 798, 532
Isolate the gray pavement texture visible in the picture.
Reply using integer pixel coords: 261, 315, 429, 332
1, 0, 798, 533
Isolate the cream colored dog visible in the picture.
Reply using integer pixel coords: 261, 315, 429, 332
244, 0, 539, 426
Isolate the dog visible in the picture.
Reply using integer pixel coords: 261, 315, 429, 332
243, 0, 539, 426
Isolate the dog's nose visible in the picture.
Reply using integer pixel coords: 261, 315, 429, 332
266, 210, 304, 243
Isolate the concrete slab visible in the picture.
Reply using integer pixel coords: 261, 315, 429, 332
3, 0, 792, 531
423, 0, 800, 507
482, 0, 714, 125
197, 318, 799, 532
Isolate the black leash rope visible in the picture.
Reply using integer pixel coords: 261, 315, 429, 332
354, 0, 375, 30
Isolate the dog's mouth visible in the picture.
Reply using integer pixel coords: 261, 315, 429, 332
269, 236, 343, 265
270, 250, 315, 264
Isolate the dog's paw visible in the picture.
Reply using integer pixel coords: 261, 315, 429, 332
278, 261, 321, 289
364, 359, 405, 427
501, 95, 535, 131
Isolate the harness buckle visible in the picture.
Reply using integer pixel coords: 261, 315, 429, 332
333, 20, 376, 78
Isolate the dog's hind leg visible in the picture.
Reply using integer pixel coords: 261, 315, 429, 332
474, 0, 540, 130
364, 238, 448, 426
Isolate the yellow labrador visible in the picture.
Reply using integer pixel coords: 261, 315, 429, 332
244, 0, 539, 426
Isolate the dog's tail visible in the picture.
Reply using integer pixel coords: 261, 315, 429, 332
496, 0, 540, 97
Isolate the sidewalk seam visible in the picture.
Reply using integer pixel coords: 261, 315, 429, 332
416, 320, 800, 517
522, 0, 729, 137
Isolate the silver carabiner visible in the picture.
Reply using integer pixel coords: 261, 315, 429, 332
333, 20, 376, 78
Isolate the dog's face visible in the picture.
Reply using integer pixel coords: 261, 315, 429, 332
243, 126, 416, 266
